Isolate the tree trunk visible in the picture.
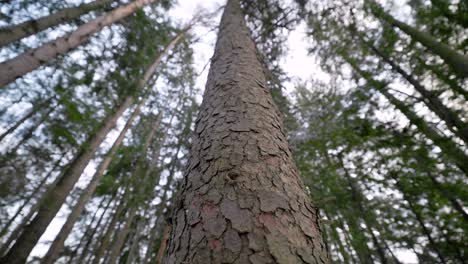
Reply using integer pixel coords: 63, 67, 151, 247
107, 208, 137, 264
0, 96, 54, 142
0, 0, 159, 88
0, 152, 65, 256
0, 0, 113, 47
390, 174, 447, 264
367, 42, 468, 144
68, 194, 114, 263
162, 0, 329, 263
41, 98, 155, 264
370, 0, 468, 78
0, 96, 134, 264
343, 55, 468, 176
418, 58, 468, 101
92, 194, 127, 264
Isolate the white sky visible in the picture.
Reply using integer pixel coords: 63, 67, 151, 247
28, 0, 417, 263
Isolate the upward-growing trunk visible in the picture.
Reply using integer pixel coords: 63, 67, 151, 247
40, 99, 155, 264
0, 0, 113, 47
0, 97, 133, 264
366, 42, 468, 144
343, 54, 468, 176
0, 0, 158, 88
0, 96, 54, 142
369, 0, 468, 78
162, 0, 329, 263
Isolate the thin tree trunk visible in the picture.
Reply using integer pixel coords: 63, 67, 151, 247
67, 194, 114, 263
6, 103, 57, 155
0, 151, 64, 240
0, 96, 54, 142
366, 41, 468, 144
41, 98, 154, 264
162, 0, 329, 263
391, 174, 447, 264
155, 224, 171, 264
107, 208, 136, 264
0, 97, 134, 264
343, 54, 468, 176
92, 194, 127, 264
0, 0, 159, 88
370, 0, 468, 78
0, 152, 65, 256
0, 0, 113, 47
125, 216, 145, 264
418, 58, 468, 101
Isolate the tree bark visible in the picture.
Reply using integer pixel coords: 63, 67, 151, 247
0, 0, 113, 47
0, 97, 134, 264
0, 0, 159, 88
370, 0, 468, 78
41, 98, 154, 264
162, 0, 329, 263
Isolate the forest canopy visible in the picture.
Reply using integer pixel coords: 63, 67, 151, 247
0, 0, 466, 263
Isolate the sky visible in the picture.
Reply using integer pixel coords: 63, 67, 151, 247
25, 0, 419, 262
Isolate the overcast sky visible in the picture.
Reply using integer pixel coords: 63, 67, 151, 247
29, 0, 418, 262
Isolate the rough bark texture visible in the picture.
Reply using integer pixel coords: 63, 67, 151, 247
0, 0, 113, 47
0, 97, 134, 264
162, 0, 329, 263
0, 0, 158, 88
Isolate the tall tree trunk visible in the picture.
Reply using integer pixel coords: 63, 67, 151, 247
67, 194, 114, 263
0, 0, 113, 47
366, 41, 468, 144
0, 96, 54, 142
162, 0, 329, 263
125, 216, 146, 264
390, 173, 447, 264
0, 152, 65, 256
0, 97, 133, 264
417, 58, 468, 101
0, 0, 159, 88
107, 208, 137, 264
343, 54, 468, 176
92, 193, 127, 264
369, 0, 468, 78
41, 99, 158, 264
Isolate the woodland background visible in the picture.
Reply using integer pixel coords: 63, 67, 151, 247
0, 0, 466, 263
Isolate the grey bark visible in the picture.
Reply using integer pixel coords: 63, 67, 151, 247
0, 0, 159, 88
162, 0, 329, 263
0, 0, 113, 47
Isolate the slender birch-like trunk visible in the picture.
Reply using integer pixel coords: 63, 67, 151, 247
0, 0, 159, 88
0, 0, 113, 47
